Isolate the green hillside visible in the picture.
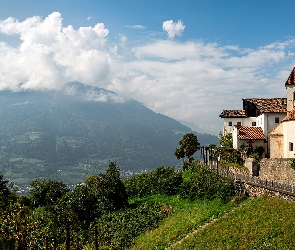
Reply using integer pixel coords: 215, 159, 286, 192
131, 195, 295, 250
2, 161, 294, 249
0, 83, 218, 187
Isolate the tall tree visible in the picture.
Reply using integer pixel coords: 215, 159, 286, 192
174, 133, 200, 162
0, 173, 15, 208
29, 179, 70, 208
67, 162, 128, 226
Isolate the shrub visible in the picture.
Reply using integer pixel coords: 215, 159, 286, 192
124, 166, 182, 199
180, 163, 236, 202
93, 201, 171, 249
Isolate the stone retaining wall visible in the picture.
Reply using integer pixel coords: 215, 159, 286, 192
244, 183, 295, 203
259, 158, 295, 184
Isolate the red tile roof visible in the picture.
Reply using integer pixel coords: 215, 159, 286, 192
285, 67, 295, 86
237, 126, 266, 140
219, 110, 246, 118
243, 98, 287, 113
282, 108, 295, 121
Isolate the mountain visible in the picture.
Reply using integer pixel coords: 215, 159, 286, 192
0, 82, 218, 186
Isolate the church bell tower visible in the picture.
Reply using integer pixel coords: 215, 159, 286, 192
285, 67, 295, 113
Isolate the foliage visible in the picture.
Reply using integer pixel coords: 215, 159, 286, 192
219, 130, 233, 148
17, 195, 30, 207
253, 145, 265, 158
0, 159, 241, 249
218, 147, 243, 168
174, 132, 200, 161
93, 201, 171, 249
0, 203, 32, 249
290, 158, 295, 170
0, 174, 12, 209
240, 143, 265, 160
0, 174, 17, 209
180, 162, 237, 202
0, 164, 129, 249
217, 131, 244, 170
29, 178, 70, 208
124, 166, 183, 199
67, 162, 128, 226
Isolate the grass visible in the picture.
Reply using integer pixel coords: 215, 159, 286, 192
171, 195, 295, 250
129, 195, 237, 250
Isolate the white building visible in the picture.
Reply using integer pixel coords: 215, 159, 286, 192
269, 67, 295, 158
220, 98, 287, 157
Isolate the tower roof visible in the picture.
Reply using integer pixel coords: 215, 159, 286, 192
285, 67, 295, 86
282, 108, 295, 122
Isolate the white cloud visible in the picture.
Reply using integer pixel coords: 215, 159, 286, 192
162, 20, 185, 39
0, 12, 295, 135
0, 12, 110, 90
110, 39, 295, 134
119, 33, 127, 46
124, 24, 146, 29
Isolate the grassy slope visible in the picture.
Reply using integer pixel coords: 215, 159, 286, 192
129, 195, 295, 250
171, 195, 295, 250
129, 195, 236, 250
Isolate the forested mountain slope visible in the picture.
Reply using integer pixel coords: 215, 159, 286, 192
0, 82, 218, 185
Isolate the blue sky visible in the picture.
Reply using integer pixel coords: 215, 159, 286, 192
0, 1, 295, 135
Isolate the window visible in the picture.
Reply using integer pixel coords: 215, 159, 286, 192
252, 122, 256, 126
237, 122, 241, 126
228, 121, 232, 126
275, 117, 279, 123
289, 142, 294, 151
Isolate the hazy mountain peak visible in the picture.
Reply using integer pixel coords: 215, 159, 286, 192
62, 82, 126, 103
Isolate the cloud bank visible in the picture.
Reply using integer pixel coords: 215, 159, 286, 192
0, 12, 295, 134
0, 12, 110, 90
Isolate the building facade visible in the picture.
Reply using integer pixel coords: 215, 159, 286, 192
220, 67, 295, 158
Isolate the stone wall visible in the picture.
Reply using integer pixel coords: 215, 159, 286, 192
259, 158, 295, 184
244, 182, 295, 202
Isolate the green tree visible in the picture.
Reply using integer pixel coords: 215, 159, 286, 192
0, 173, 16, 208
0, 203, 32, 250
29, 179, 70, 208
67, 162, 128, 226
174, 133, 200, 161
0, 174, 10, 208
219, 130, 233, 148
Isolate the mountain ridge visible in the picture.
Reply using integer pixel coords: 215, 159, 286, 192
0, 82, 218, 186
